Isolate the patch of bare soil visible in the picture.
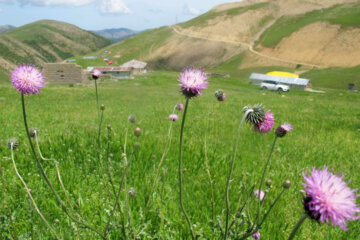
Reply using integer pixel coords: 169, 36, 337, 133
258, 21, 360, 67
146, 34, 244, 70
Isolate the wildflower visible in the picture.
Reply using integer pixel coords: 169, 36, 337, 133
92, 69, 102, 80
11, 65, 45, 95
275, 122, 293, 137
254, 189, 265, 201
128, 115, 136, 123
179, 67, 208, 98
8, 138, 19, 150
176, 103, 184, 111
253, 110, 274, 133
100, 104, 105, 111
252, 232, 261, 240
215, 89, 226, 101
302, 166, 360, 230
169, 114, 179, 121
243, 104, 265, 125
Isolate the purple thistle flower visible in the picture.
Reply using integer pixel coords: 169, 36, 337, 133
254, 189, 265, 201
176, 103, 184, 111
276, 122, 293, 137
252, 232, 261, 240
253, 110, 274, 133
302, 166, 360, 230
179, 67, 208, 98
169, 114, 179, 121
11, 65, 45, 95
92, 69, 102, 80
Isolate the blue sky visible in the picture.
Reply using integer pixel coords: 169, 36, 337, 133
0, 0, 240, 31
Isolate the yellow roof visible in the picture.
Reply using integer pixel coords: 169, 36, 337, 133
266, 71, 299, 78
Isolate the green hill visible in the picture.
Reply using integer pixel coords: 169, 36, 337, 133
0, 20, 111, 81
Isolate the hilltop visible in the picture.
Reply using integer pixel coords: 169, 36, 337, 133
81, 0, 360, 75
0, 20, 111, 79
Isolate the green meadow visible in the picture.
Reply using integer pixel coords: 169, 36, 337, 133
0, 71, 359, 239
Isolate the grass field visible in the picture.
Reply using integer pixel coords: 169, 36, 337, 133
0, 71, 359, 239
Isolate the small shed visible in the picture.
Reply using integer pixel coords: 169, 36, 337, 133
121, 59, 147, 74
250, 72, 310, 90
89, 67, 133, 79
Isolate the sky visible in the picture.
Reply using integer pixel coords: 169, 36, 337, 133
0, 0, 240, 31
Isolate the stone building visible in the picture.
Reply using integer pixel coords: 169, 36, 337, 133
43, 63, 89, 84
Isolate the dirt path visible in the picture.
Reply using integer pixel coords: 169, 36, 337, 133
170, 25, 325, 68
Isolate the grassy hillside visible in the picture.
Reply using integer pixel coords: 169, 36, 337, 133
301, 66, 360, 89
74, 27, 172, 68
257, 3, 360, 48
0, 20, 111, 72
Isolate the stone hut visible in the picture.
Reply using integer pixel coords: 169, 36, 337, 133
43, 63, 89, 84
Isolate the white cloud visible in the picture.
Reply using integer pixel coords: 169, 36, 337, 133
99, 0, 132, 15
182, 4, 201, 16
16, 0, 94, 6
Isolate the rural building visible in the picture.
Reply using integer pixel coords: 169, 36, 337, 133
88, 67, 133, 79
250, 71, 310, 90
43, 63, 89, 84
121, 59, 147, 74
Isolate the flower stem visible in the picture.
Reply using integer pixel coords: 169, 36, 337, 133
34, 131, 72, 207
21, 94, 105, 239
224, 109, 253, 240
94, 79, 99, 117
10, 144, 60, 240
143, 104, 177, 218
178, 97, 195, 240
103, 144, 138, 237
256, 136, 278, 226
259, 188, 285, 226
288, 214, 308, 240
205, 106, 215, 229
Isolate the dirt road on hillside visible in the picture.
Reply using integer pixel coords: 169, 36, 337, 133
170, 25, 325, 68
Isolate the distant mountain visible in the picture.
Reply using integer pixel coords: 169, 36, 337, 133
92, 28, 140, 42
0, 20, 112, 75
0, 25, 16, 34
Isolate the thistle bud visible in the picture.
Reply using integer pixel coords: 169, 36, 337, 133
265, 179, 272, 187
8, 138, 19, 150
107, 124, 111, 131
29, 127, 38, 138
100, 104, 105, 111
176, 103, 184, 111
128, 187, 137, 198
243, 104, 265, 125
215, 89, 226, 101
134, 127, 141, 137
128, 115, 136, 123
275, 123, 293, 138
283, 180, 291, 189
92, 69, 102, 80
